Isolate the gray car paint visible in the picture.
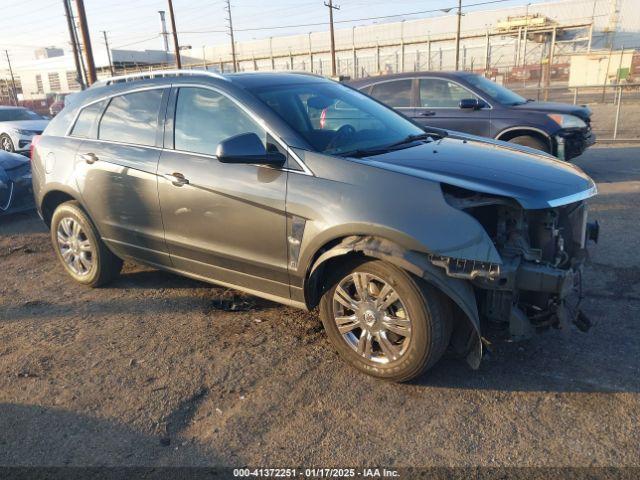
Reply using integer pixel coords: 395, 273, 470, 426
31, 72, 597, 348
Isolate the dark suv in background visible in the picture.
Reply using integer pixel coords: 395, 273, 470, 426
349, 72, 595, 161
32, 71, 598, 382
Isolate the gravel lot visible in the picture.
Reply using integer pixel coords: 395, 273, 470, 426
0, 146, 639, 469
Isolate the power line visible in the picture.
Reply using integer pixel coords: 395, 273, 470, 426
179, 0, 520, 34
112, 34, 161, 49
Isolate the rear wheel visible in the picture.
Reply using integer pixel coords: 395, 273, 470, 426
50, 201, 122, 287
507, 135, 550, 153
319, 259, 451, 382
0, 134, 15, 152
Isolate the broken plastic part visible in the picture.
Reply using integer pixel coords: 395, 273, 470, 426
429, 255, 501, 281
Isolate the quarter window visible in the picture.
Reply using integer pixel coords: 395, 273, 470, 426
70, 100, 107, 138
174, 87, 266, 156
98, 89, 163, 146
369, 80, 412, 108
419, 79, 478, 108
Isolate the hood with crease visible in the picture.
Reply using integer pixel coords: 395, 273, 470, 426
360, 137, 596, 209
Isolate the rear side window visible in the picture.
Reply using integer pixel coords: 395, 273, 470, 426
419, 78, 478, 108
173, 87, 266, 156
70, 100, 107, 138
98, 89, 163, 146
369, 80, 412, 108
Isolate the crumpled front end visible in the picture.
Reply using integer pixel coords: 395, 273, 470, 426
441, 184, 599, 340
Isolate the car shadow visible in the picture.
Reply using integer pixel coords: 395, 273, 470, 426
0, 402, 223, 467
413, 324, 640, 393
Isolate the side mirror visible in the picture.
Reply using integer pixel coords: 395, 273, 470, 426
216, 132, 286, 165
459, 98, 483, 110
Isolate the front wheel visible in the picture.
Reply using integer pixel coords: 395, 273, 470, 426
50, 200, 123, 287
319, 260, 452, 382
507, 135, 550, 154
0, 134, 15, 152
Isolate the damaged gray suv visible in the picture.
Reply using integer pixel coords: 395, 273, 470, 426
31, 70, 599, 382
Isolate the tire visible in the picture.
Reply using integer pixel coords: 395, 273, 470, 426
0, 134, 15, 152
507, 135, 550, 153
50, 200, 123, 287
319, 259, 452, 382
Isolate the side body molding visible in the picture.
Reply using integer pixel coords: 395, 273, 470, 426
308, 235, 482, 368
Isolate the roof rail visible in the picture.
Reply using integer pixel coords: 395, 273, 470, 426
92, 69, 228, 87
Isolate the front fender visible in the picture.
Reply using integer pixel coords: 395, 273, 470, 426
308, 236, 483, 368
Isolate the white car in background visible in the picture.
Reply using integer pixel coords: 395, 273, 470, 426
0, 106, 49, 156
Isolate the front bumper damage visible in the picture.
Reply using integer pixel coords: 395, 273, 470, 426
556, 127, 595, 161
473, 255, 585, 340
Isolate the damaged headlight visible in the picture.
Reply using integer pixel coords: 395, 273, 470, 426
547, 114, 586, 129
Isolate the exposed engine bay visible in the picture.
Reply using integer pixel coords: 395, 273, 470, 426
442, 184, 599, 340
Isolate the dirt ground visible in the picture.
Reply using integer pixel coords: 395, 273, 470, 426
0, 146, 639, 469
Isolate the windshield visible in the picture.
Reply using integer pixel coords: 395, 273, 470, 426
0, 108, 44, 122
247, 81, 425, 156
464, 74, 527, 106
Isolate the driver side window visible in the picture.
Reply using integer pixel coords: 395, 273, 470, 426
419, 78, 478, 108
174, 87, 266, 156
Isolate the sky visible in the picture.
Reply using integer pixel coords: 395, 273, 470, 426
2, 0, 552, 62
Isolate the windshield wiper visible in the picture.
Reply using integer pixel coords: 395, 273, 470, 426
339, 129, 449, 159
338, 146, 393, 158
389, 129, 448, 148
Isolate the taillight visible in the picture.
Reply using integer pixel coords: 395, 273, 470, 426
30, 134, 41, 160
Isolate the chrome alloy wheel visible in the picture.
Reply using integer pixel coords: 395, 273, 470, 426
56, 217, 94, 276
1, 136, 13, 152
332, 272, 412, 364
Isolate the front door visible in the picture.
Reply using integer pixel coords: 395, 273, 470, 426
157, 86, 289, 299
411, 77, 491, 137
73, 88, 170, 266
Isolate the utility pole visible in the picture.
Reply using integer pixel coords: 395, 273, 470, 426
75, 0, 96, 84
62, 0, 85, 89
4, 50, 18, 106
225, 0, 237, 72
324, 0, 339, 77
454, 0, 462, 70
102, 31, 114, 76
167, 0, 181, 68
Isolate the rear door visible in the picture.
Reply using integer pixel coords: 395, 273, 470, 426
367, 79, 416, 119
412, 77, 491, 136
157, 86, 289, 299
73, 88, 170, 266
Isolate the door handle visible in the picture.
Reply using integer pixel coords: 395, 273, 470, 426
420, 111, 436, 117
80, 152, 99, 164
166, 172, 189, 187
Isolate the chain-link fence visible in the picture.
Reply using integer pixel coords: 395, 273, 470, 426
507, 83, 640, 141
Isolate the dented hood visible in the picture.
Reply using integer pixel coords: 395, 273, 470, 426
362, 137, 596, 209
